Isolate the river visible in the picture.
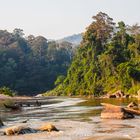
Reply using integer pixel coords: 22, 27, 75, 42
0, 97, 140, 140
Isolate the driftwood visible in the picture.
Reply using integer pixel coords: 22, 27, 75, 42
101, 103, 134, 119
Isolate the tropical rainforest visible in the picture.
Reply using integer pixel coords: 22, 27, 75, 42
1, 12, 140, 96
48, 12, 140, 96
0, 29, 73, 95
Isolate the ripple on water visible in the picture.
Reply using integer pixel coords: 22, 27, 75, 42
1, 97, 140, 139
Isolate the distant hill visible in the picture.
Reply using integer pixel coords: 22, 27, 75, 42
58, 33, 82, 45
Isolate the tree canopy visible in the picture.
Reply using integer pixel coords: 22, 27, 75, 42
48, 12, 140, 96
0, 30, 73, 95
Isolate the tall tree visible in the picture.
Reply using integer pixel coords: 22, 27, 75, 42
48, 12, 140, 96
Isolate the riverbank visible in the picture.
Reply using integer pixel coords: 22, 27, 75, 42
0, 94, 32, 100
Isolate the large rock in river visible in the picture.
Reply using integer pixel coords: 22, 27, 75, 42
4, 125, 37, 135
39, 123, 59, 132
101, 103, 134, 119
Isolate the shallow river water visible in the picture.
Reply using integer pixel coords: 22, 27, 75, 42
0, 97, 140, 140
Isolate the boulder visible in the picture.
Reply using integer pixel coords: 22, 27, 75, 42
108, 94, 116, 98
39, 123, 59, 132
115, 90, 124, 98
108, 90, 125, 98
101, 103, 134, 119
35, 94, 43, 97
4, 125, 37, 136
125, 108, 140, 116
125, 94, 130, 98
127, 102, 138, 109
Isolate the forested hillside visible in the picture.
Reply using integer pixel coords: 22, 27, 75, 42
48, 12, 140, 96
58, 33, 82, 45
0, 29, 73, 95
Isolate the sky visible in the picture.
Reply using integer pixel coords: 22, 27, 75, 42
0, 0, 140, 39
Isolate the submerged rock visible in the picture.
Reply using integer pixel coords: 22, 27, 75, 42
101, 103, 134, 119
39, 123, 59, 132
4, 125, 37, 136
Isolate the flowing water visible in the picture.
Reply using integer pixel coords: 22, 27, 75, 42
0, 97, 140, 139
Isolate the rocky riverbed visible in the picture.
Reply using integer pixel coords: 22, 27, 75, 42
1, 97, 140, 140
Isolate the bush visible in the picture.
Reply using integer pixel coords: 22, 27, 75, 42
0, 87, 16, 97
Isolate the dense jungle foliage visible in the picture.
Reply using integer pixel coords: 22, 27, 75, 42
0, 29, 73, 95
48, 12, 140, 96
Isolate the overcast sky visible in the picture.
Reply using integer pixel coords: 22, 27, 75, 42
0, 0, 140, 39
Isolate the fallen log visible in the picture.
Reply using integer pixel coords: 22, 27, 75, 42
101, 103, 134, 119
